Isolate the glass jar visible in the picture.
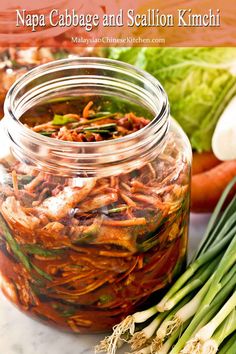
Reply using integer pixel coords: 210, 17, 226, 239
0, 58, 191, 333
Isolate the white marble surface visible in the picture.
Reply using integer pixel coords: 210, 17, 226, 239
0, 214, 210, 354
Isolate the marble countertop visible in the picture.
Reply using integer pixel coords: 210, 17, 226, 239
0, 214, 210, 354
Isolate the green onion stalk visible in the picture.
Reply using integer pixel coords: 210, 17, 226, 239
201, 309, 236, 354
193, 177, 236, 260
157, 215, 236, 313
128, 311, 168, 351
181, 293, 236, 353
154, 319, 191, 354
169, 258, 236, 353
95, 306, 159, 354
218, 332, 236, 354
150, 295, 192, 351
152, 269, 216, 350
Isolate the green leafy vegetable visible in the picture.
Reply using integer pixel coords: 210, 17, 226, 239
52, 114, 77, 126
99, 294, 114, 304
71, 223, 100, 244
39, 130, 57, 136
0, 215, 52, 281
22, 244, 64, 257
32, 264, 53, 281
52, 50, 68, 60
0, 214, 31, 270
84, 129, 110, 134
83, 123, 117, 131
52, 303, 76, 317
107, 206, 129, 214
89, 111, 112, 118
108, 47, 236, 152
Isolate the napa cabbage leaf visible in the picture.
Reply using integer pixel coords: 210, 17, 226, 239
108, 47, 236, 152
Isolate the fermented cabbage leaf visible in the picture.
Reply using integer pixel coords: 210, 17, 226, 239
108, 47, 236, 152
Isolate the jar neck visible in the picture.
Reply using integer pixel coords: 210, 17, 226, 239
3, 58, 170, 177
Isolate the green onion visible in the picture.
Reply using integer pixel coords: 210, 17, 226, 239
39, 130, 57, 136
22, 244, 64, 257
47, 96, 80, 103
198, 233, 236, 311
201, 309, 236, 353
181, 292, 236, 353
31, 263, 53, 281
99, 294, 114, 304
129, 311, 169, 351
161, 256, 220, 311
155, 319, 191, 354
81, 123, 117, 134
84, 129, 110, 134
83, 123, 117, 131
107, 206, 129, 214
52, 114, 77, 125
158, 266, 216, 343
157, 222, 236, 312
52, 303, 76, 317
0, 215, 31, 271
170, 304, 219, 354
169, 265, 236, 353
52, 50, 68, 60
193, 177, 236, 260
218, 332, 236, 353
72, 113, 117, 127
0, 215, 53, 281
150, 295, 192, 351
89, 111, 112, 118
71, 222, 100, 244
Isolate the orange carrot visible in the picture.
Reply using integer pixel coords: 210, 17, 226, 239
192, 151, 221, 175
82, 100, 93, 118
102, 218, 147, 227
191, 160, 236, 213
11, 170, 19, 198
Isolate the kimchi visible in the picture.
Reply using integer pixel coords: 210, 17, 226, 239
0, 96, 190, 333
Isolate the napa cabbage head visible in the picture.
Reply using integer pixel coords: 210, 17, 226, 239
109, 47, 236, 152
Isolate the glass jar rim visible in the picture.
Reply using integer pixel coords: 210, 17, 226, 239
3, 57, 170, 177
5, 57, 169, 147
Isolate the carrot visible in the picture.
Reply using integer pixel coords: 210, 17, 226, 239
192, 151, 221, 175
82, 100, 93, 118
191, 160, 236, 213
102, 218, 147, 227
11, 170, 19, 198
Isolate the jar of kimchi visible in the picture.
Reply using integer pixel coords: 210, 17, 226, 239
0, 58, 191, 333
